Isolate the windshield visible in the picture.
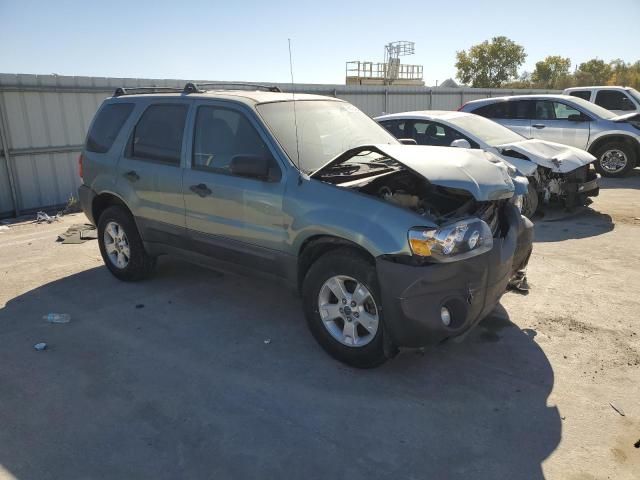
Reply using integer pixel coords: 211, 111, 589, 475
565, 96, 617, 119
256, 100, 397, 173
448, 114, 525, 146
627, 88, 640, 104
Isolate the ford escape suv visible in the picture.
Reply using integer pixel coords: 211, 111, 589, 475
78, 82, 533, 368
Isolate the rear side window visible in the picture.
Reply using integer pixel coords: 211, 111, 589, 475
130, 104, 188, 164
569, 90, 591, 101
86, 103, 134, 153
473, 102, 509, 119
595, 90, 635, 111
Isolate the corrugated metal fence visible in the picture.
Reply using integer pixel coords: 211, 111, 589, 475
0, 73, 558, 218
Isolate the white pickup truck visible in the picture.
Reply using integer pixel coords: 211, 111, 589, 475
563, 86, 640, 116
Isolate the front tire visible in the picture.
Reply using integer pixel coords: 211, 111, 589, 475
521, 180, 539, 218
593, 142, 636, 178
302, 248, 389, 368
97, 206, 156, 281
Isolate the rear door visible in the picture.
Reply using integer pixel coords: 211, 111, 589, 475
182, 101, 289, 274
474, 100, 533, 138
530, 100, 590, 148
116, 101, 191, 245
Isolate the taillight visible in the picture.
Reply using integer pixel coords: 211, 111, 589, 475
78, 153, 84, 179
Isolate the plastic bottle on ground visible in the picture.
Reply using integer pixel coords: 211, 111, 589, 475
43, 313, 71, 324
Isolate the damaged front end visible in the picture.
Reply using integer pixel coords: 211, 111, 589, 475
498, 140, 599, 209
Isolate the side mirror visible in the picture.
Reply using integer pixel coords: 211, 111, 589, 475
450, 138, 471, 149
567, 114, 587, 122
398, 138, 417, 145
229, 154, 271, 180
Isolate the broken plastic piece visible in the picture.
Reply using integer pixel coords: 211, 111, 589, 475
263, 339, 272, 344
43, 313, 71, 324
34, 342, 47, 351
36, 211, 61, 223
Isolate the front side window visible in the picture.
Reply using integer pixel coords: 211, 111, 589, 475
86, 103, 134, 153
411, 121, 472, 147
192, 106, 277, 177
595, 90, 635, 111
569, 90, 591, 101
553, 102, 583, 120
130, 104, 188, 164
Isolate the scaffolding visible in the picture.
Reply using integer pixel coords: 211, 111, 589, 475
346, 41, 424, 86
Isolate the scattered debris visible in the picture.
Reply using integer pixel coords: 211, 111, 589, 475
57, 224, 97, 244
33, 342, 47, 351
43, 313, 71, 324
507, 271, 530, 294
35, 211, 61, 223
609, 402, 625, 416
263, 338, 272, 345
634, 439, 640, 449
135, 304, 144, 309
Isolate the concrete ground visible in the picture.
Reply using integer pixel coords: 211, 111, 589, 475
1, 173, 639, 480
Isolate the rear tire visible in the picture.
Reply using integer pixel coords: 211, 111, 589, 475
593, 142, 636, 178
302, 248, 389, 368
97, 206, 156, 281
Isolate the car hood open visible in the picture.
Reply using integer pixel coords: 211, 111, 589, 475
311, 144, 515, 201
495, 139, 596, 173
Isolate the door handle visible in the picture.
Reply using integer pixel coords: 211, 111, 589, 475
532, 124, 546, 129
123, 170, 140, 182
190, 183, 212, 198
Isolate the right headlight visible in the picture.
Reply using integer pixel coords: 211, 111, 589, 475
408, 219, 493, 262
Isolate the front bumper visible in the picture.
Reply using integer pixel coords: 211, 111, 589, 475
377, 203, 530, 348
563, 167, 599, 206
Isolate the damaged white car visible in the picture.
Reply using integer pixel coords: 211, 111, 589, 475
376, 111, 599, 217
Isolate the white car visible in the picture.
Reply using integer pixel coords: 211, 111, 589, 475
376, 110, 599, 217
563, 86, 640, 116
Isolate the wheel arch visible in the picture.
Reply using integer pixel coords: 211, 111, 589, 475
588, 134, 640, 164
297, 235, 376, 293
92, 192, 134, 225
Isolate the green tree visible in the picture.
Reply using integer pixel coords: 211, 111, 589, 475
531, 56, 571, 89
455, 37, 527, 88
574, 59, 612, 86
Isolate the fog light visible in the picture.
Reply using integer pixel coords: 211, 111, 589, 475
440, 306, 451, 327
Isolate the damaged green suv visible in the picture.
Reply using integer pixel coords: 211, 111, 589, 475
78, 83, 533, 367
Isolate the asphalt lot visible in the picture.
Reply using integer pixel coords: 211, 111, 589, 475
1, 172, 639, 480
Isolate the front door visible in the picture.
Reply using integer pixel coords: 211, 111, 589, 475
530, 100, 590, 149
182, 102, 289, 274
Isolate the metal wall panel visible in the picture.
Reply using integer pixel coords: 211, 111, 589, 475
0, 73, 558, 217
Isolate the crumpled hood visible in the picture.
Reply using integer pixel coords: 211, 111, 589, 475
495, 139, 596, 173
312, 144, 515, 201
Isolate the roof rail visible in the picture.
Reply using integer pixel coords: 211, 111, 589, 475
113, 86, 184, 97
183, 82, 282, 94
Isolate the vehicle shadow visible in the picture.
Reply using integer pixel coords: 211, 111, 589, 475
0, 258, 560, 480
597, 168, 640, 189
532, 205, 614, 242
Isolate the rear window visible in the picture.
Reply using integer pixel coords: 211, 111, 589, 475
130, 104, 188, 164
86, 103, 134, 153
569, 90, 591, 100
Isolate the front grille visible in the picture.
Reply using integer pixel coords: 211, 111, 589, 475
476, 201, 502, 237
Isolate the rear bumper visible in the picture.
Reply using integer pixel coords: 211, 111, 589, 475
78, 184, 96, 225
377, 203, 530, 348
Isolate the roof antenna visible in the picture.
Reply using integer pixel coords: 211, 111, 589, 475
288, 38, 302, 181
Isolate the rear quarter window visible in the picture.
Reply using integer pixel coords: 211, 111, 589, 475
472, 102, 509, 119
86, 103, 134, 153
